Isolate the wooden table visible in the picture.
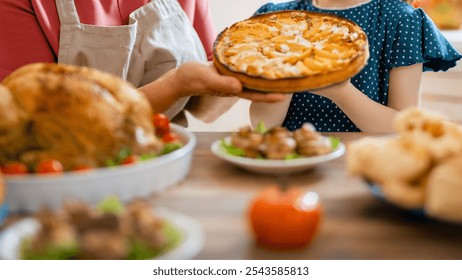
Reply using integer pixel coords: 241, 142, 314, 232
152, 132, 462, 260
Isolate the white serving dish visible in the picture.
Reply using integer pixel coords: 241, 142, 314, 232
5, 124, 196, 213
211, 137, 345, 175
0, 207, 205, 260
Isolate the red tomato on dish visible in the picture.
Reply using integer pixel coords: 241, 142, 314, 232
249, 186, 322, 249
122, 155, 138, 165
162, 132, 179, 143
36, 160, 64, 174
152, 113, 170, 136
2, 163, 28, 175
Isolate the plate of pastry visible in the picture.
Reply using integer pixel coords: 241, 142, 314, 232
347, 108, 462, 224
0, 198, 205, 260
211, 123, 345, 174
213, 10, 369, 92
0, 63, 196, 212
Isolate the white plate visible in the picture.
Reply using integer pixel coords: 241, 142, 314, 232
0, 207, 204, 260
211, 137, 345, 174
5, 124, 196, 213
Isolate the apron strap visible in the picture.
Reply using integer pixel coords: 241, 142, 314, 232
55, 0, 81, 25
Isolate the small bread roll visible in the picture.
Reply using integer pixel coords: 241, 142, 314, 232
347, 137, 431, 184
381, 180, 426, 209
394, 107, 446, 135
347, 137, 388, 180
395, 107, 462, 162
425, 157, 462, 223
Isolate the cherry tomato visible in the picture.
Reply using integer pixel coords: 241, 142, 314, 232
162, 132, 179, 143
36, 159, 64, 174
249, 185, 322, 249
122, 155, 138, 165
2, 162, 28, 175
152, 113, 170, 136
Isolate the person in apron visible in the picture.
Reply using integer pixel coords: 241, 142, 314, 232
0, 0, 285, 125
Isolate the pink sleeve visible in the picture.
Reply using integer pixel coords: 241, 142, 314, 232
178, 0, 217, 61
0, 0, 56, 81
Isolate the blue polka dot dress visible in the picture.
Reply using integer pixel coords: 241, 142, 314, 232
255, 0, 462, 132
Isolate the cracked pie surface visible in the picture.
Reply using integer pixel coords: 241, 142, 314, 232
213, 11, 369, 92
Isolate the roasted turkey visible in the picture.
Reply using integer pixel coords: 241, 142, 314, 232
0, 63, 162, 171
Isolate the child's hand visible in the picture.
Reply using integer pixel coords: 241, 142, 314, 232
309, 80, 351, 100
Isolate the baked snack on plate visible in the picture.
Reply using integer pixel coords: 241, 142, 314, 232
213, 10, 369, 92
347, 107, 462, 223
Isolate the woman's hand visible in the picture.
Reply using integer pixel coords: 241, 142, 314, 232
139, 61, 285, 120
173, 62, 285, 102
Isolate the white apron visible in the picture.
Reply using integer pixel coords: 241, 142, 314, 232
56, 0, 207, 120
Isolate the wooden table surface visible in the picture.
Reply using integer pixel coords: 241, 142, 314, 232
2, 132, 461, 260
152, 132, 462, 260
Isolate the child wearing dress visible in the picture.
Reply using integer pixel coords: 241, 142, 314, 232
250, 0, 462, 132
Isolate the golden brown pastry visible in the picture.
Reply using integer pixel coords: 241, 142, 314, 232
294, 123, 332, 156
394, 107, 462, 162
0, 63, 162, 171
347, 108, 462, 216
347, 136, 386, 180
425, 157, 462, 223
79, 230, 130, 260
230, 126, 264, 158
260, 126, 296, 159
347, 137, 431, 184
213, 10, 369, 92
380, 180, 426, 210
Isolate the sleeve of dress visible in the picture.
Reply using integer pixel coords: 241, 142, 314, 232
255, 1, 301, 15
389, 7, 462, 72
0, 0, 56, 81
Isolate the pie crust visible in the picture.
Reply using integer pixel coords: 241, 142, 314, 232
213, 10, 369, 92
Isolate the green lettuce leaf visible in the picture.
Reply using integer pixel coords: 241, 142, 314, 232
97, 196, 124, 215
220, 139, 245, 157
255, 122, 267, 134
128, 222, 183, 260
328, 136, 341, 150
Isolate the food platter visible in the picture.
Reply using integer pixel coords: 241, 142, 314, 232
211, 136, 345, 174
0, 207, 205, 260
4, 124, 196, 213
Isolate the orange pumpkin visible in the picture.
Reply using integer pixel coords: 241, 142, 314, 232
249, 185, 322, 249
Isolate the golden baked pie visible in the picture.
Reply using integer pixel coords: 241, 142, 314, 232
213, 10, 369, 92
